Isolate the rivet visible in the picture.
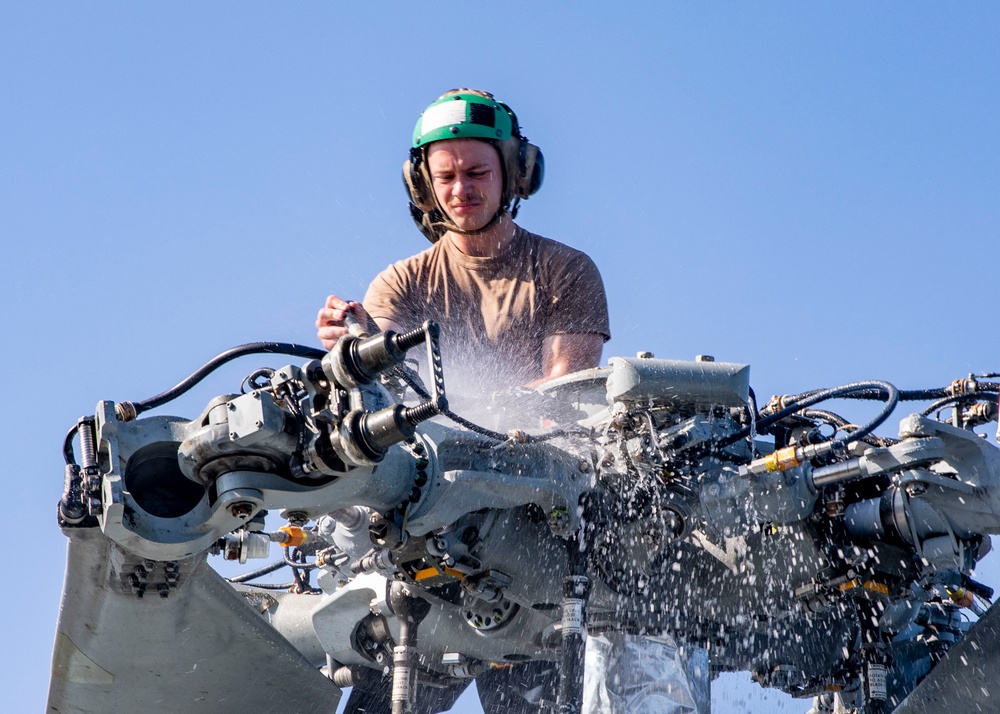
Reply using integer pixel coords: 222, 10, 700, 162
450, 126, 459, 134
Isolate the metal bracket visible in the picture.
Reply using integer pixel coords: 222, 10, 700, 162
423, 321, 447, 413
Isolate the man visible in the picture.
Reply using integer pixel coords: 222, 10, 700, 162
317, 89, 610, 397
315, 89, 610, 714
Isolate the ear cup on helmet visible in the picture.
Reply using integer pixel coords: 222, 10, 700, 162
402, 149, 436, 212
514, 142, 544, 198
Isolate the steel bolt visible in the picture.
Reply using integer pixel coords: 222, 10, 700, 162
548, 510, 570, 530
230, 502, 254, 520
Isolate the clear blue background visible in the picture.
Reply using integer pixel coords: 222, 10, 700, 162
3, 4, 998, 712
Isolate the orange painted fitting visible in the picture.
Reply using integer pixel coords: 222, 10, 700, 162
278, 525, 309, 548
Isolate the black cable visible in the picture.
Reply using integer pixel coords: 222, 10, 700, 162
528, 427, 597, 443
801, 408, 851, 429
920, 393, 995, 418
392, 364, 509, 441
717, 380, 900, 450
442, 409, 508, 441
391, 365, 431, 400
800, 409, 892, 447
239, 581, 299, 590
227, 558, 288, 583
284, 548, 319, 570
747, 386, 760, 422
130, 342, 326, 416
785, 386, 945, 403
63, 423, 79, 466
811, 385, 999, 403
242, 368, 276, 394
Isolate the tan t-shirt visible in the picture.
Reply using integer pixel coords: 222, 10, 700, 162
363, 227, 610, 395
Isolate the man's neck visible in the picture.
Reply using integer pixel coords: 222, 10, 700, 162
446, 216, 517, 257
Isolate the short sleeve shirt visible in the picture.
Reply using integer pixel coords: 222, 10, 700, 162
363, 228, 610, 394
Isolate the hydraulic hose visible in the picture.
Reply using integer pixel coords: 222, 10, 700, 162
63, 423, 80, 466
121, 336, 510, 442
800, 409, 893, 447
921, 391, 1000, 417
804, 384, 999, 403
237, 581, 298, 590
227, 558, 289, 583
717, 380, 900, 450
284, 549, 319, 570
126, 342, 326, 417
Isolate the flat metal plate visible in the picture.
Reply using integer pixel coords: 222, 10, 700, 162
48, 528, 339, 714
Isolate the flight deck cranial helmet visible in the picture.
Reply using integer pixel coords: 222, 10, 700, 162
403, 89, 545, 242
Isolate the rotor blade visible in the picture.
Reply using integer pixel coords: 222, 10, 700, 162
47, 528, 339, 714
894, 599, 1000, 713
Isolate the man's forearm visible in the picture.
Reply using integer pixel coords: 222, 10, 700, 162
538, 333, 605, 382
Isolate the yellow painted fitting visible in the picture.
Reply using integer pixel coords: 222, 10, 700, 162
839, 578, 861, 592
414, 567, 440, 581
949, 587, 974, 607
414, 566, 463, 582
764, 446, 801, 473
862, 580, 889, 595
279, 525, 309, 548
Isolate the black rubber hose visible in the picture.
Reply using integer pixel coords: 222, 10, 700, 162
238, 581, 298, 590
131, 342, 326, 416
815, 385, 999, 403
392, 364, 509, 441
63, 423, 79, 466
801, 409, 893, 447
284, 548, 319, 570
442, 409, 508, 441
717, 380, 900, 450
790, 387, 945, 403
227, 558, 289, 583
920, 393, 998, 417
131, 337, 510, 440
747, 386, 760, 421
527, 427, 596, 443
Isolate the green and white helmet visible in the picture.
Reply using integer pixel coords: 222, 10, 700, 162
403, 89, 544, 241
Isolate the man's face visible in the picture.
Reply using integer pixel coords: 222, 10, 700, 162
426, 139, 503, 232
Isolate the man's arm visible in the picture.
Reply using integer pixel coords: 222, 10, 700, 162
537, 333, 605, 383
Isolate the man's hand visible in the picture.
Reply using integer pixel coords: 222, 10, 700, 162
316, 295, 373, 351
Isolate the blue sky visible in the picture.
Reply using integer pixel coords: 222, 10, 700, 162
3, 4, 998, 712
